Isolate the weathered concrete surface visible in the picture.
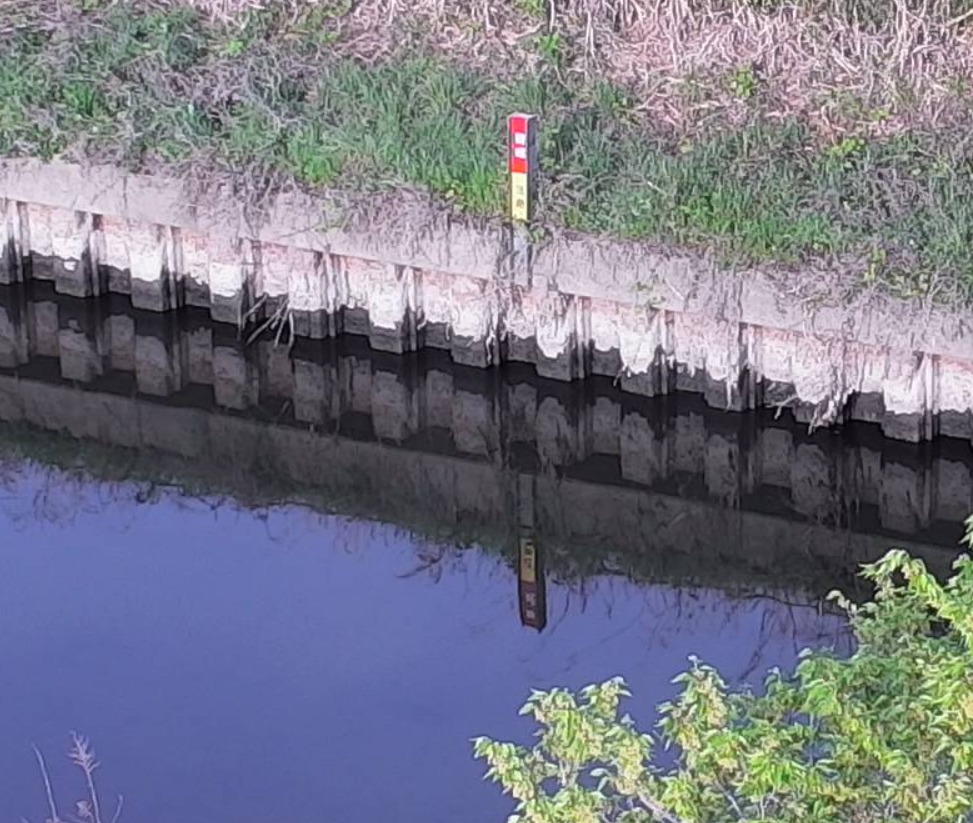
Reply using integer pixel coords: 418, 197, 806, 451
2, 159, 973, 442
0, 283, 965, 594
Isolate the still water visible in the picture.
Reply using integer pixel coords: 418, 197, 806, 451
1, 466, 849, 823
0, 281, 966, 822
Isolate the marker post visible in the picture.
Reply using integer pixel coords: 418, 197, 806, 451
508, 114, 539, 223
518, 537, 547, 632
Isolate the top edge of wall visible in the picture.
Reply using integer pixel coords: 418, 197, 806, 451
1, 157, 971, 362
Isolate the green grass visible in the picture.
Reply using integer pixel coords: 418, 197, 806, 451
3, 4, 973, 299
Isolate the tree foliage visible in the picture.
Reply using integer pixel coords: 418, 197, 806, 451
474, 531, 973, 823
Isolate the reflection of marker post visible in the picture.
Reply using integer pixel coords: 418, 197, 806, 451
508, 114, 538, 223
518, 537, 547, 632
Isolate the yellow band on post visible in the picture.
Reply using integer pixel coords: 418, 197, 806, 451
519, 537, 537, 583
510, 171, 529, 223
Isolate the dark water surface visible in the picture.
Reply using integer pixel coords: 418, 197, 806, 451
0, 281, 967, 822
2, 467, 849, 823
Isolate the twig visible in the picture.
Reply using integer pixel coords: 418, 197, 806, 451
32, 745, 61, 823
946, 5, 973, 27
636, 791, 689, 823
109, 795, 124, 823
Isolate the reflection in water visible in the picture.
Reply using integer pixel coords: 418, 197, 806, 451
0, 279, 966, 601
0, 280, 961, 822
518, 537, 547, 631
1, 463, 850, 823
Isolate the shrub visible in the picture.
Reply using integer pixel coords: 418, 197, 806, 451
474, 524, 973, 823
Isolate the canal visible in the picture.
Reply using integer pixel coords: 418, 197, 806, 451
0, 280, 966, 822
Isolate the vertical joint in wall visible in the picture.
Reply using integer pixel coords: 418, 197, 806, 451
404, 265, 420, 353
327, 252, 349, 339
166, 226, 186, 312
737, 322, 762, 412
0, 198, 26, 286
657, 308, 676, 397
922, 352, 939, 442
576, 296, 593, 385
509, 223, 533, 290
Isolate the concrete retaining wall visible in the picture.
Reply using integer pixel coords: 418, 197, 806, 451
0, 282, 964, 593
2, 159, 973, 443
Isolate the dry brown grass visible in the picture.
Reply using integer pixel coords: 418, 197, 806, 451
6, 0, 973, 141
610, 0, 973, 139
159, 0, 973, 141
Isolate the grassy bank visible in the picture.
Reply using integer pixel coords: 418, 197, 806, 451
4, 0, 973, 300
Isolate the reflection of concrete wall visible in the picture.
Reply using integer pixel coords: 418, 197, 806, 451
0, 285, 964, 592
2, 161, 973, 442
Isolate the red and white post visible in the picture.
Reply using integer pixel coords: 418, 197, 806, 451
508, 113, 539, 223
